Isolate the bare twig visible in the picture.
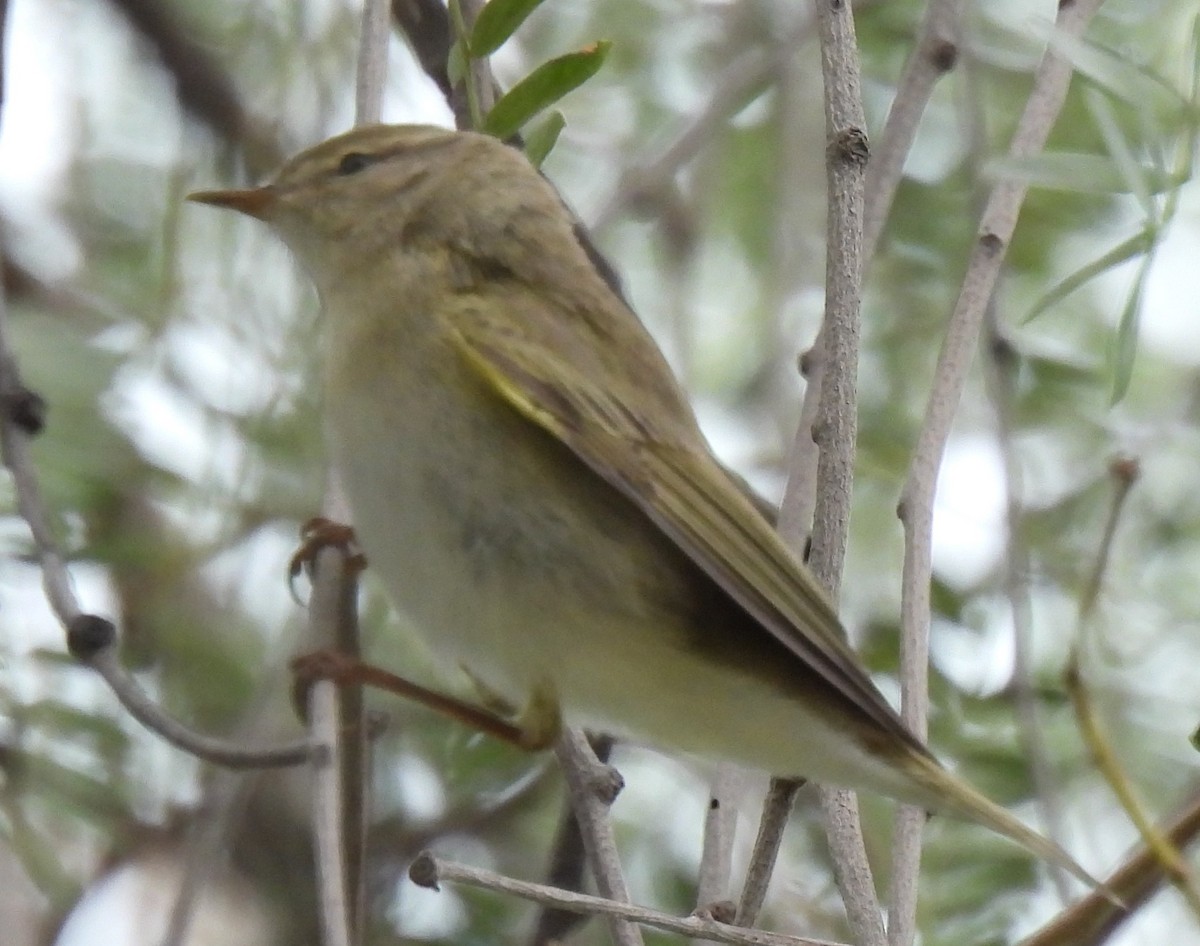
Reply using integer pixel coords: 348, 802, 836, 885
86, 646, 311, 767
818, 789, 883, 946
805, 2, 882, 942
299, 16, 396, 941
555, 729, 643, 946
356, 0, 392, 125
391, 0, 452, 98
591, 10, 818, 233
772, 30, 823, 556
697, 765, 740, 916
863, 0, 965, 265
735, 779, 802, 927
410, 851, 849, 946
309, 680, 351, 946
107, 0, 280, 171
743, 0, 876, 936
0, 350, 310, 771
1016, 787, 1200, 946
983, 329, 1074, 906
1067, 461, 1200, 918
893, 1, 1104, 933
531, 733, 614, 946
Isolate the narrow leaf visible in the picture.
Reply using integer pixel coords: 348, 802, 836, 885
471, 0, 550, 57
484, 42, 610, 140
448, 41, 468, 88
983, 153, 1174, 196
523, 110, 565, 167
1037, 26, 1185, 119
1025, 231, 1153, 324
1110, 257, 1151, 405
1085, 87, 1154, 218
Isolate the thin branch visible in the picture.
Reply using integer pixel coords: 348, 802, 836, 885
590, 9, 819, 233
356, 0, 392, 125
735, 779, 802, 927
893, 2, 1104, 933
744, 0, 876, 934
1016, 787, 1200, 946
984, 329, 1074, 906
86, 645, 311, 767
307, 13, 395, 940
531, 733, 615, 946
0, 205, 311, 769
818, 788, 883, 946
106, 0, 281, 172
555, 729, 643, 946
696, 765, 740, 915
772, 29, 823, 555
863, 0, 965, 265
391, 0, 452, 97
160, 768, 262, 946
775, 342, 825, 551
345, 5, 394, 933
805, 1, 881, 942
410, 851, 849, 946
310, 680, 352, 946
1066, 460, 1200, 918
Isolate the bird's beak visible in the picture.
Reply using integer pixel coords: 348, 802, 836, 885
187, 185, 277, 220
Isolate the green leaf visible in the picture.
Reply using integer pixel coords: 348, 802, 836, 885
1109, 256, 1151, 405
523, 110, 565, 167
1024, 230, 1153, 323
983, 153, 1175, 195
471, 0, 551, 57
1038, 27, 1186, 121
484, 42, 610, 140
1085, 87, 1155, 218
448, 41, 468, 88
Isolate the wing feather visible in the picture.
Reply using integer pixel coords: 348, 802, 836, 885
451, 309, 924, 751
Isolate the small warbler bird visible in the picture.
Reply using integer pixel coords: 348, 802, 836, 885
191, 124, 1098, 889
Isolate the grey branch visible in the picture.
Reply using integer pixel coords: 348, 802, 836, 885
892, 3, 1105, 942
410, 851, 849, 946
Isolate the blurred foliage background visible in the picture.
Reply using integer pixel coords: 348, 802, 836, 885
1, 0, 1199, 944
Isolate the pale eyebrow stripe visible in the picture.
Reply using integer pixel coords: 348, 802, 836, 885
370, 134, 462, 165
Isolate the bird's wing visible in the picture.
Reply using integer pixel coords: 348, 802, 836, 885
449, 307, 925, 751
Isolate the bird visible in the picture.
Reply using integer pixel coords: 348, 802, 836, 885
189, 123, 1101, 892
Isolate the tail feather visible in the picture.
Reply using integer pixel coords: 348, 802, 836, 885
905, 753, 1120, 905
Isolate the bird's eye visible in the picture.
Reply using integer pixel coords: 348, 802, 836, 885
336, 152, 373, 176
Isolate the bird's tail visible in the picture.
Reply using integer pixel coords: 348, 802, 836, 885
903, 752, 1120, 905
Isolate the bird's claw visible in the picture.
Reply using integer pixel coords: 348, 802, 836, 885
288, 516, 366, 603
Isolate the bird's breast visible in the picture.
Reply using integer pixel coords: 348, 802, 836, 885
321, 315, 661, 699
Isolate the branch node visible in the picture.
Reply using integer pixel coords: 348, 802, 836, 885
1109, 456, 1140, 486
588, 763, 625, 804
988, 332, 1019, 371
409, 850, 441, 890
828, 127, 869, 167
927, 40, 958, 73
67, 613, 117, 660
2, 384, 45, 434
692, 899, 736, 924
978, 231, 1004, 256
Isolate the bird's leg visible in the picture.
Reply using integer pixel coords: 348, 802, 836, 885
459, 666, 563, 750
291, 651, 559, 750
512, 680, 562, 750
286, 516, 562, 749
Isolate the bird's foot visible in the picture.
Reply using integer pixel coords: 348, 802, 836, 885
459, 666, 561, 750
288, 516, 366, 601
